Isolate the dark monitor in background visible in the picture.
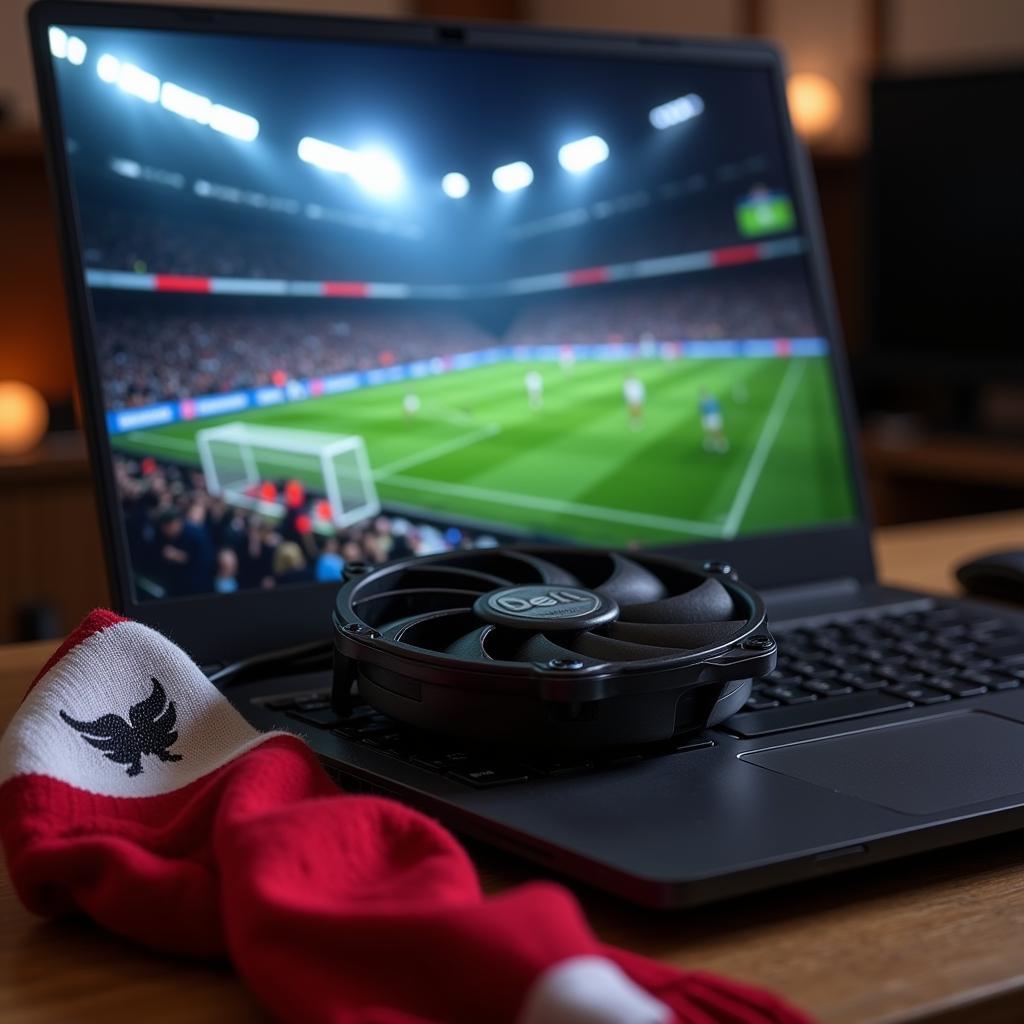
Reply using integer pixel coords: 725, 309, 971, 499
868, 67, 1024, 415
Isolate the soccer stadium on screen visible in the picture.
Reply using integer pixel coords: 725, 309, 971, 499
49, 24, 856, 600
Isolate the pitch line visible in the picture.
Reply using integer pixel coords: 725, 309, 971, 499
722, 359, 805, 538
379, 474, 726, 537
373, 423, 501, 478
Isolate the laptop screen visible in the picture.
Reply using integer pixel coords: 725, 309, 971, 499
45, 21, 857, 602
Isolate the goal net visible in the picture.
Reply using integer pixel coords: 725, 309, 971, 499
195, 422, 380, 529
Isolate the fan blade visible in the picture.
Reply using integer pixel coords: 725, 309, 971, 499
563, 631, 679, 663
396, 565, 510, 591
619, 577, 735, 624
498, 632, 583, 664
355, 588, 479, 629
444, 625, 493, 660
379, 607, 471, 642
504, 551, 582, 586
605, 619, 746, 649
595, 553, 666, 605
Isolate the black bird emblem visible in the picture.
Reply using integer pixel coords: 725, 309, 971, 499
60, 677, 183, 777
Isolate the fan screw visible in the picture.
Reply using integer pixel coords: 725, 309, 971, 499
703, 560, 733, 576
547, 658, 585, 670
344, 622, 380, 639
742, 634, 774, 651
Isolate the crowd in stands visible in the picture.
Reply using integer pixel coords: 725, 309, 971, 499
80, 205, 433, 282
115, 455, 496, 600
505, 268, 818, 347
97, 267, 819, 409
97, 308, 493, 409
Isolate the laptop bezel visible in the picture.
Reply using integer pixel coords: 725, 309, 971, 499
28, 0, 876, 664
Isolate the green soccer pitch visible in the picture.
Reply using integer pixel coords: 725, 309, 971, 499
110, 356, 857, 546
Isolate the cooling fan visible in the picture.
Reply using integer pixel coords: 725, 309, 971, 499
332, 547, 776, 748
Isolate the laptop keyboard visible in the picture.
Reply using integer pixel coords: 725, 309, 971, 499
725, 605, 1024, 737
257, 603, 1024, 787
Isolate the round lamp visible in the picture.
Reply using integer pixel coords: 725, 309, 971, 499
0, 381, 49, 456
786, 72, 843, 141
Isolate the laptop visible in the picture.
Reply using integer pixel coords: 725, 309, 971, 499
30, 0, 1024, 908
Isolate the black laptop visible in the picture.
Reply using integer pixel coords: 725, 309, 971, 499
30, 0, 1024, 908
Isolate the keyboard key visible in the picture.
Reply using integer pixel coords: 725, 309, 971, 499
762, 685, 817, 705
883, 683, 951, 705
726, 692, 913, 738
928, 678, 988, 698
520, 755, 595, 777
985, 637, 1024, 663
802, 679, 854, 697
449, 765, 530, 788
294, 698, 332, 711
745, 697, 781, 711
840, 674, 888, 690
288, 707, 341, 728
986, 675, 1021, 691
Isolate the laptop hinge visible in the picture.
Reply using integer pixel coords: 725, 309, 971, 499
761, 576, 861, 605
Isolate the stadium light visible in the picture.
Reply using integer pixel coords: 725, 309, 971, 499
209, 104, 260, 141
558, 135, 609, 174
649, 93, 705, 130
160, 81, 212, 124
49, 27, 87, 64
298, 137, 403, 198
351, 148, 404, 199
441, 172, 470, 199
298, 136, 355, 174
492, 161, 533, 193
96, 53, 120, 83
48, 26, 67, 59
66, 36, 87, 65
117, 62, 160, 103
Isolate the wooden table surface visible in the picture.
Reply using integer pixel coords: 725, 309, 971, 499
2, 510, 1023, 1024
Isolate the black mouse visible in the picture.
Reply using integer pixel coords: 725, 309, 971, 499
956, 550, 1024, 606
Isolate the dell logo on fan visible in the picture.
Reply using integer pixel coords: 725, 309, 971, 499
477, 584, 617, 630
495, 589, 590, 613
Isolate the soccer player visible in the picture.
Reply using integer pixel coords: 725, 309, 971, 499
524, 370, 544, 410
700, 389, 729, 453
623, 373, 646, 430
403, 393, 421, 419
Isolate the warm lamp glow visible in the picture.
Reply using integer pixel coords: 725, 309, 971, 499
0, 381, 49, 456
786, 72, 843, 140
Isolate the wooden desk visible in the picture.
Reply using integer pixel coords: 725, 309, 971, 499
2, 511, 1023, 1024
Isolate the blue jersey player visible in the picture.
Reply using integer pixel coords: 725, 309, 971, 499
700, 389, 729, 453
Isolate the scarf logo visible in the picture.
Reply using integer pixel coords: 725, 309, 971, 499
60, 676, 183, 777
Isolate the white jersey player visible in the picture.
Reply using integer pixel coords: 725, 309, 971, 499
524, 370, 544, 410
623, 374, 646, 429
403, 393, 421, 418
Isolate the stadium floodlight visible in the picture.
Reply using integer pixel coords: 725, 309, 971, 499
492, 160, 534, 193
48, 26, 68, 59
351, 148, 404, 199
209, 104, 260, 141
117, 62, 160, 103
160, 81, 212, 124
66, 36, 87, 65
298, 136, 355, 174
649, 93, 705, 130
110, 157, 142, 179
441, 172, 470, 199
96, 53, 120, 83
558, 135, 609, 174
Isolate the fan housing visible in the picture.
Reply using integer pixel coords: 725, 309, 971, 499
331, 547, 775, 749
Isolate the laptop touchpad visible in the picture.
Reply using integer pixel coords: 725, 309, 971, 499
741, 712, 1024, 815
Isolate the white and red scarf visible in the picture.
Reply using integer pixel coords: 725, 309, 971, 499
0, 609, 812, 1024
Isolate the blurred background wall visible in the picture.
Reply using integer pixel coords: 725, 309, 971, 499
1, 0, 1022, 640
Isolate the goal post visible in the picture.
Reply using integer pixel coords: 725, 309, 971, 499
195, 421, 380, 529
